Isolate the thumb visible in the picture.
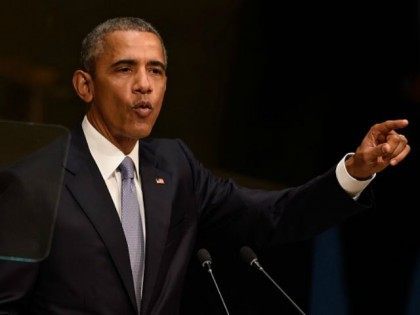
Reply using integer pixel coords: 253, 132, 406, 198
370, 143, 391, 160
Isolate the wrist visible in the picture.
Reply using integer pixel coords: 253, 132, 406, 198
345, 155, 372, 180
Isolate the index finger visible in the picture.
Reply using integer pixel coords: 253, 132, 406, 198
373, 119, 409, 134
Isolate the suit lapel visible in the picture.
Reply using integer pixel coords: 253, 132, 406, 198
64, 128, 138, 313
139, 142, 173, 314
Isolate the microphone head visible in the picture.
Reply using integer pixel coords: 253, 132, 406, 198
240, 246, 258, 266
197, 248, 212, 267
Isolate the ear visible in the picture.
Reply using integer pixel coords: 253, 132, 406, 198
72, 70, 94, 103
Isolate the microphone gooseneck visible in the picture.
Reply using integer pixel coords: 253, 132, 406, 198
240, 246, 306, 315
197, 248, 230, 315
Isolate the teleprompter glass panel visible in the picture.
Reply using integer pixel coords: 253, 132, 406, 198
0, 120, 69, 262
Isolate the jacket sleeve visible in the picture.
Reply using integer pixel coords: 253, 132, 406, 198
175, 139, 373, 249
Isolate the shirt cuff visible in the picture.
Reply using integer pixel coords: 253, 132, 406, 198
335, 153, 375, 199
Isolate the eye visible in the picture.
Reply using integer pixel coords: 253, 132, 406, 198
116, 67, 132, 73
149, 67, 164, 76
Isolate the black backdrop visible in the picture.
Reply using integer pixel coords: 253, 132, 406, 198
183, 0, 420, 314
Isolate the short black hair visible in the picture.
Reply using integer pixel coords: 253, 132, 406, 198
80, 17, 167, 73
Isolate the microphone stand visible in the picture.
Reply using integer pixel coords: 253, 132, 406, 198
203, 261, 231, 315
253, 261, 306, 315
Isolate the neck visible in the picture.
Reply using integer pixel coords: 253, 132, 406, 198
87, 110, 136, 155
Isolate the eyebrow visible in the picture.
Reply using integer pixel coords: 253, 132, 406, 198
111, 59, 137, 68
111, 59, 167, 71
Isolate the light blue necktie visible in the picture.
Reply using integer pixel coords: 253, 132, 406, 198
119, 156, 145, 313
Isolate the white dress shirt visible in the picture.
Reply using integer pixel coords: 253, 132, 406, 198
82, 116, 147, 242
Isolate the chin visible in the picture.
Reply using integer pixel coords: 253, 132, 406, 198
131, 128, 152, 140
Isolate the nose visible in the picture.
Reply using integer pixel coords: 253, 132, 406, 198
132, 68, 152, 94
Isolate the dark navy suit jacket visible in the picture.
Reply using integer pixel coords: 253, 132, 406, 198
0, 126, 371, 314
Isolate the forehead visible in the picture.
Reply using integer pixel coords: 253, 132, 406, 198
98, 30, 165, 64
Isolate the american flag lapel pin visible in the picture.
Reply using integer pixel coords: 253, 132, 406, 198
155, 177, 165, 185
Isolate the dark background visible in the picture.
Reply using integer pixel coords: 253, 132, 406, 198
0, 0, 419, 314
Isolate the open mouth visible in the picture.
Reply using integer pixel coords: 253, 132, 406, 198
132, 101, 152, 110
132, 101, 153, 118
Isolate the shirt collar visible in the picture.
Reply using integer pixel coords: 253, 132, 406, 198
81, 116, 140, 180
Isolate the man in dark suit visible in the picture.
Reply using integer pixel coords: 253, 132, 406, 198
0, 17, 410, 314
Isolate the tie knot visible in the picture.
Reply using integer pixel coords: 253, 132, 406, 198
119, 157, 136, 180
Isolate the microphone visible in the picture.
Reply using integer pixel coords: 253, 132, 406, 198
197, 248, 230, 315
240, 246, 306, 315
